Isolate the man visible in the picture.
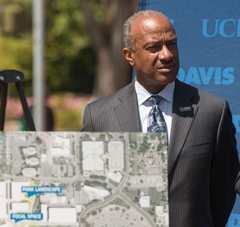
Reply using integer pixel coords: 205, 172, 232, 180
81, 10, 239, 227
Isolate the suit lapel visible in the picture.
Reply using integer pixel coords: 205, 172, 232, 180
168, 79, 199, 175
114, 81, 141, 132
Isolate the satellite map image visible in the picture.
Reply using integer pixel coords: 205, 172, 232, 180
0, 131, 168, 227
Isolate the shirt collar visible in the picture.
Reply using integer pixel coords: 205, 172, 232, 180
135, 77, 175, 106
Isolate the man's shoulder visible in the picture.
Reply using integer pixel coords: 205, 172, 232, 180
87, 81, 135, 108
175, 79, 226, 104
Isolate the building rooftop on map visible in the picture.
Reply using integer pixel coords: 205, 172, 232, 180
40, 194, 66, 204
11, 181, 30, 200
108, 171, 122, 183
26, 157, 39, 166
48, 207, 77, 222
139, 195, 150, 208
23, 146, 36, 155
156, 205, 169, 225
22, 167, 37, 177
83, 185, 110, 198
41, 204, 47, 221
108, 141, 124, 171
82, 141, 104, 172
51, 136, 71, 156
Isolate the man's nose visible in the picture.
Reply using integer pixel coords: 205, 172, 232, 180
158, 45, 173, 61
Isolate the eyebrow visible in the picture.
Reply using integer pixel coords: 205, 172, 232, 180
143, 37, 177, 48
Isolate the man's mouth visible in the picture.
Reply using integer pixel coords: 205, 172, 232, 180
157, 63, 175, 72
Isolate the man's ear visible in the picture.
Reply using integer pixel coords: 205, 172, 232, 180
122, 48, 135, 66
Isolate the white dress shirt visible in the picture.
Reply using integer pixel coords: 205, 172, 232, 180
135, 79, 175, 143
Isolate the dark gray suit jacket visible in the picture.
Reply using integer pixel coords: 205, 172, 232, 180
235, 174, 240, 195
81, 79, 240, 227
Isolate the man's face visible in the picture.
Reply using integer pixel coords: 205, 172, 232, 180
123, 14, 179, 94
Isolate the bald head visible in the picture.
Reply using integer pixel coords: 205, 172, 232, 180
123, 10, 174, 52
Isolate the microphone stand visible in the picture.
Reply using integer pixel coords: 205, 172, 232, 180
0, 70, 36, 131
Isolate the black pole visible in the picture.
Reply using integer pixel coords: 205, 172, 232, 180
15, 81, 36, 131
0, 83, 8, 131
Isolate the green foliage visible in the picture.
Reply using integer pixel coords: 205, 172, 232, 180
98, 134, 105, 140
55, 107, 81, 131
45, 0, 96, 93
88, 0, 105, 23
90, 175, 106, 180
0, 0, 96, 95
138, 136, 151, 154
13, 0, 32, 14
109, 179, 119, 187
109, 198, 129, 208
122, 187, 140, 202
85, 180, 108, 189
0, 34, 32, 95
148, 187, 168, 205
81, 134, 92, 141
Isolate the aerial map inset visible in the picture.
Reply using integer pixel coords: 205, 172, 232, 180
0, 132, 168, 227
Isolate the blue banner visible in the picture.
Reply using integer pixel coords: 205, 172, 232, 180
138, 1, 240, 226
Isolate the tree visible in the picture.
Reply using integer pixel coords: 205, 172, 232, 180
0, 0, 138, 97
0, 0, 97, 95
78, 0, 138, 98
45, 0, 96, 94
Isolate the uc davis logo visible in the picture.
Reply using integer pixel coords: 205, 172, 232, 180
202, 19, 240, 37
177, 67, 235, 85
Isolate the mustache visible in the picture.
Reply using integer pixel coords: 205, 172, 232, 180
157, 59, 175, 67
